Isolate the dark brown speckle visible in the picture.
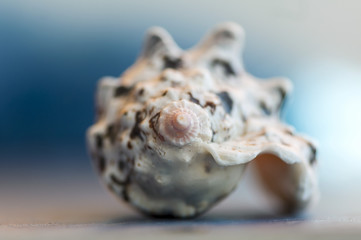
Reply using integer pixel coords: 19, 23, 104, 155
98, 156, 106, 174
127, 141, 133, 149
216, 91, 233, 114
130, 110, 146, 141
204, 101, 216, 114
187, 92, 201, 106
110, 174, 125, 186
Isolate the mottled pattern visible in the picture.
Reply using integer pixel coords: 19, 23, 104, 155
87, 22, 318, 218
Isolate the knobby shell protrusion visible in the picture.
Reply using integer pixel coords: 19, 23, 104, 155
158, 100, 211, 146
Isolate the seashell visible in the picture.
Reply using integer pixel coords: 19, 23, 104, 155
158, 100, 210, 146
87, 22, 318, 218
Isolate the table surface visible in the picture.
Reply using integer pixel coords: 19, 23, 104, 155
1, 155, 361, 240
2, 215, 361, 240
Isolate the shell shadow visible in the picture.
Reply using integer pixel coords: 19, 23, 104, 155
106, 211, 310, 227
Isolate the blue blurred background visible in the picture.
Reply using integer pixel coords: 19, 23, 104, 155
1, 0, 361, 220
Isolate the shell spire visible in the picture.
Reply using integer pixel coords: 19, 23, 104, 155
158, 100, 211, 146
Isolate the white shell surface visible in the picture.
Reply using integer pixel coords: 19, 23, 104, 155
87, 22, 318, 218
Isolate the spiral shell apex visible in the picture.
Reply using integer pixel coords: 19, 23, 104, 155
158, 100, 210, 146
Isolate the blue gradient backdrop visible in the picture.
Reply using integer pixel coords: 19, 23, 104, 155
1, 0, 361, 217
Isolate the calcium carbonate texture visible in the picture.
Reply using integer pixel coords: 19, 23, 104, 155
87, 22, 318, 218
